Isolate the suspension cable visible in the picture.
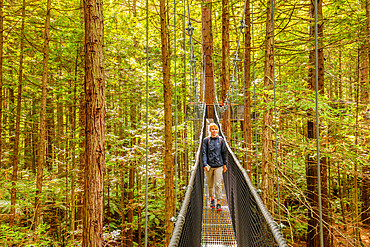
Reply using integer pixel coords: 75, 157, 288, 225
185, 0, 201, 108
183, 0, 188, 186
174, 0, 178, 217
314, 0, 324, 245
251, 0, 259, 190
216, 0, 248, 115
271, 0, 282, 228
144, 0, 149, 244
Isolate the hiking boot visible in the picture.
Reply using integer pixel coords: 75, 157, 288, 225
216, 204, 222, 211
210, 199, 215, 209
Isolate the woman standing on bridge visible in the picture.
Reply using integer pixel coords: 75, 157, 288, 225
202, 123, 228, 211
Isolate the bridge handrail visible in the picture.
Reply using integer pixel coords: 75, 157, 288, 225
214, 106, 288, 247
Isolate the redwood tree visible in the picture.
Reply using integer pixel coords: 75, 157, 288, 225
159, 0, 174, 244
306, 0, 329, 246
261, 0, 274, 212
221, 0, 231, 142
35, 0, 52, 228
244, 0, 252, 172
82, 0, 106, 246
10, 0, 25, 226
202, 0, 215, 111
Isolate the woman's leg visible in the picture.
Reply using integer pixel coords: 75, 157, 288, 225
206, 168, 215, 198
214, 166, 223, 204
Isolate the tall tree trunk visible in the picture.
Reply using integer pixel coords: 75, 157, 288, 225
202, 0, 215, 114
46, 93, 54, 171
159, 0, 174, 244
70, 44, 80, 241
56, 97, 64, 174
10, 0, 25, 226
306, 0, 329, 246
78, 89, 85, 224
0, 0, 3, 168
35, 0, 51, 228
31, 99, 38, 173
221, 0, 231, 142
244, 0, 252, 172
261, 0, 274, 212
82, 0, 105, 246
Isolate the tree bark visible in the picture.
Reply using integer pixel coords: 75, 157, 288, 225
244, 0, 252, 172
46, 93, 54, 171
31, 99, 38, 173
35, 0, 52, 228
221, 0, 231, 142
56, 96, 64, 174
261, 0, 274, 212
306, 0, 329, 246
202, 0, 215, 115
10, 0, 25, 226
82, 0, 105, 246
159, 0, 174, 244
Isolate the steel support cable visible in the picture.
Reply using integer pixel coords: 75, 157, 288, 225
217, 0, 249, 116
314, 0, 324, 245
185, 0, 202, 109
271, 0, 282, 228
183, 0, 188, 186
241, 11, 248, 170
144, 0, 149, 244
212, 1, 248, 114
173, 0, 178, 218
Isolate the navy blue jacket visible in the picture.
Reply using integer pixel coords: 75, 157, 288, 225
202, 135, 227, 168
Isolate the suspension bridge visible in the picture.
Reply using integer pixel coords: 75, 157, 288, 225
168, 106, 288, 247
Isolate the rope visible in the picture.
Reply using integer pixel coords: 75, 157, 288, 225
173, 0, 178, 218
144, 0, 149, 244
314, 0, 324, 245
271, 0, 282, 228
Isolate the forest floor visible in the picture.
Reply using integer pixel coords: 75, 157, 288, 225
293, 223, 370, 246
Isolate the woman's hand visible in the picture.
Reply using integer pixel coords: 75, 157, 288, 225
204, 165, 210, 171
223, 165, 227, 173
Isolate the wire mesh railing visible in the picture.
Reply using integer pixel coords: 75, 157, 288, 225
169, 104, 206, 247
214, 107, 288, 247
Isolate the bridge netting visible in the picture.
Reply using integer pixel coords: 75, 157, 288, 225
169, 105, 288, 247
